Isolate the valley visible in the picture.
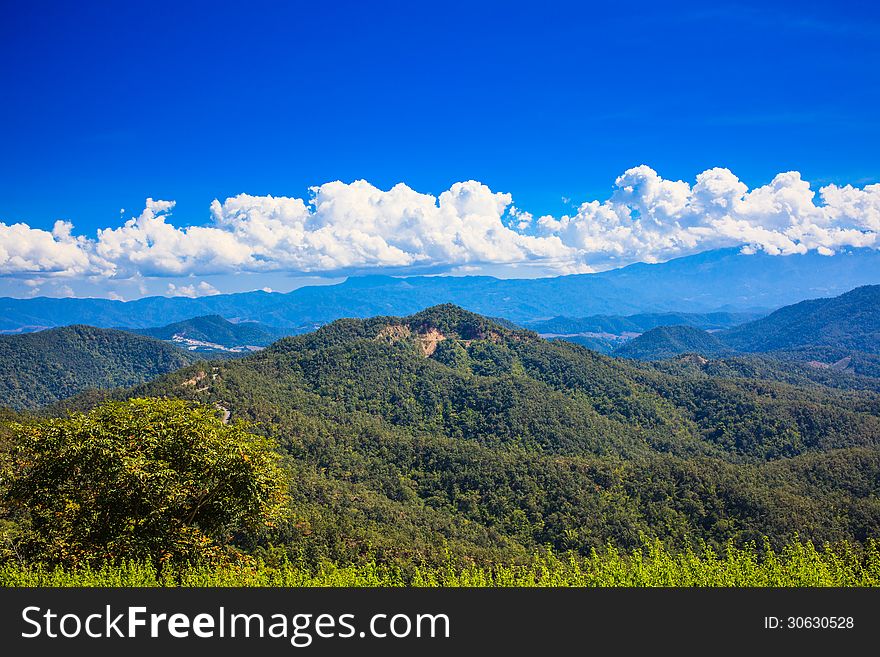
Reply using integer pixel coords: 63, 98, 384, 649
2, 282, 880, 584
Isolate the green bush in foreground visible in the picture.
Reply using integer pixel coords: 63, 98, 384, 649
3, 540, 878, 587
2, 399, 289, 567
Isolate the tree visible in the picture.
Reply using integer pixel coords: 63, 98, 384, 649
3, 398, 289, 566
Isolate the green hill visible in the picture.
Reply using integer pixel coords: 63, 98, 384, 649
604, 286, 880, 365
721, 285, 880, 353
132, 314, 288, 351
546, 334, 623, 354
647, 352, 880, 393
527, 311, 760, 335
613, 325, 731, 360
529, 311, 759, 356
55, 304, 879, 562
0, 325, 196, 410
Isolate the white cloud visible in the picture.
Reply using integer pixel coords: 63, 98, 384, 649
537, 166, 880, 267
2, 169, 880, 288
166, 281, 221, 298
0, 220, 92, 275
95, 199, 252, 277
206, 181, 572, 273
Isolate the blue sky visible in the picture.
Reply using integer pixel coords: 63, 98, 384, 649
1, 0, 879, 298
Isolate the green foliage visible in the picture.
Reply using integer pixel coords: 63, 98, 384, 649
63, 305, 877, 563
8, 305, 880, 577
722, 285, 880, 354
650, 353, 880, 393
613, 325, 731, 360
2, 540, 877, 587
546, 334, 623, 355
431, 339, 472, 371
3, 398, 289, 566
0, 326, 196, 410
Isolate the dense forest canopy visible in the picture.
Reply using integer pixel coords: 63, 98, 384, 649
0, 326, 195, 410
6, 303, 870, 568
604, 286, 880, 372
612, 325, 732, 360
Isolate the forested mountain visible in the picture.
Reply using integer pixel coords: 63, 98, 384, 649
525, 311, 760, 356
53, 305, 880, 562
0, 326, 196, 409
131, 315, 290, 352
612, 326, 732, 360
544, 334, 626, 354
3, 247, 880, 332
609, 285, 880, 364
720, 285, 880, 353
648, 353, 880, 393
526, 310, 761, 335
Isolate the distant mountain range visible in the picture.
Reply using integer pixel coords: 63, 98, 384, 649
721, 285, 880, 353
130, 315, 291, 353
525, 310, 760, 354
6, 282, 880, 410
0, 315, 300, 408
524, 311, 760, 336
3, 247, 880, 332
613, 285, 880, 373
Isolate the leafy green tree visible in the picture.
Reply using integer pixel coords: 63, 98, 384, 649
0, 407, 29, 562
4, 398, 289, 566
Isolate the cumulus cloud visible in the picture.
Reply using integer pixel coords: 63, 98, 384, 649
206, 181, 572, 274
95, 199, 252, 277
0, 220, 92, 275
537, 166, 880, 268
166, 281, 221, 298
2, 169, 880, 291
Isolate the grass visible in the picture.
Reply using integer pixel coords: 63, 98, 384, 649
2, 540, 879, 587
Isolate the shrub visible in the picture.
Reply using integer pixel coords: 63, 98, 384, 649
3, 398, 289, 566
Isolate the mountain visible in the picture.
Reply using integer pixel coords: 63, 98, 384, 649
613, 326, 731, 360
650, 352, 880, 394
720, 285, 880, 353
0, 326, 196, 410
2, 247, 880, 332
0, 289, 287, 333
56, 304, 880, 559
527, 310, 761, 355
131, 315, 290, 353
545, 334, 625, 354
526, 311, 761, 335
606, 285, 880, 364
